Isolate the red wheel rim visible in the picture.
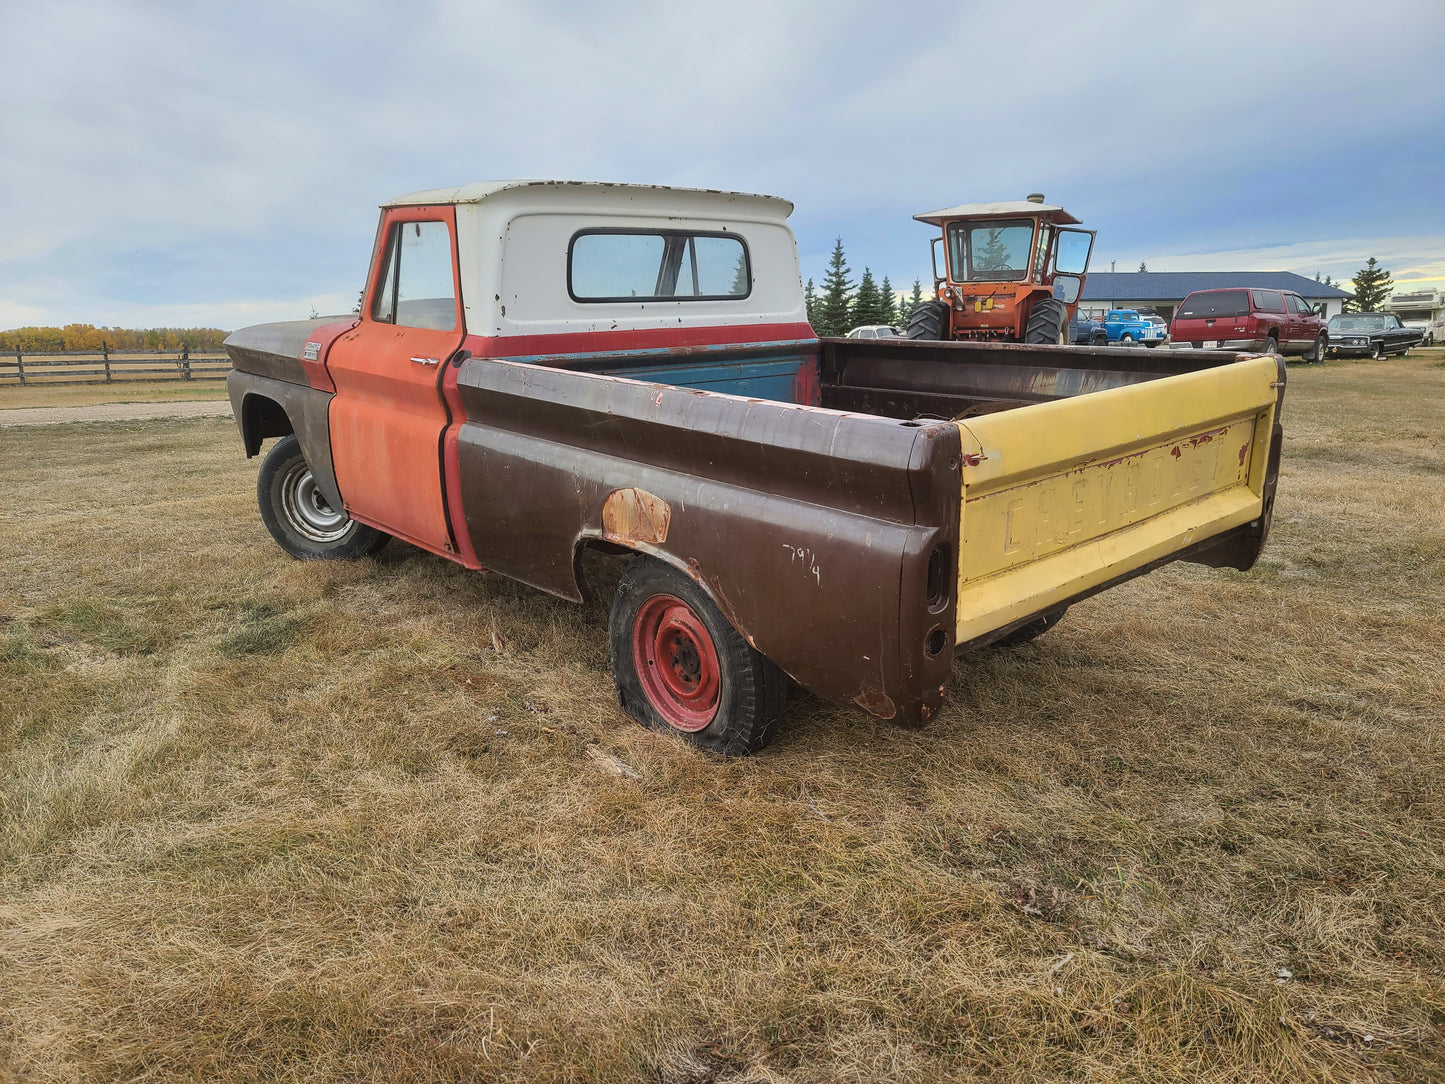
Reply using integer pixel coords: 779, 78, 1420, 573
631, 593, 721, 732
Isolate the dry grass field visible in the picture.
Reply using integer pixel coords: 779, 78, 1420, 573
2, 350, 1442, 1082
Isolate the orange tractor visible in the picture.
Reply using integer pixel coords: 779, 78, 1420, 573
907, 193, 1096, 345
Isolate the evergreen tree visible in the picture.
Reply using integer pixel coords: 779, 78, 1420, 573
1348, 256, 1392, 313
730, 251, 749, 295
909, 279, 924, 312
1138, 261, 1149, 273
817, 238, 853, 337
854, 268, 880, 328
879, 276, 896, 326
804, 278, 820, 329
976, 228, 1012, 273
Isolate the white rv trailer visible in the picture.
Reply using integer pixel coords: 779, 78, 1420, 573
1386, 287, 1445, 345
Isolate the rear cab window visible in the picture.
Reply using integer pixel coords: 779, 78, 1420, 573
569, 230, 750, 302
1250, 289, 1284, 312
1177, 290, 1250, 318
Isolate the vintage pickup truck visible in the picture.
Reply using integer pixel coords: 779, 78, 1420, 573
225, 181, 1286, 755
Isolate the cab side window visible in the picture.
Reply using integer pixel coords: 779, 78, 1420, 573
370, 220, 457, 331
1251, 289, 1284, 311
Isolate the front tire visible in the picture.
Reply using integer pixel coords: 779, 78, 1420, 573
257, 435, 389, 560
1025, 298, 1068, 345
907, 300, 949, 340
1306, 333, 1326, 362
1373, 340, 1385, 360
609, 557, 787, 756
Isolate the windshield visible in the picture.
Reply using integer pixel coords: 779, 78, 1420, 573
1328, 315, 1386, 332
946, 219, 1035, 282
1177, 290, 1249, 318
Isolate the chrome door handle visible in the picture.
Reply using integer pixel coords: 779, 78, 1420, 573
410, 356, 440, 366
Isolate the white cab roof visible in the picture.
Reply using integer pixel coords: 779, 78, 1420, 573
914, 200, 1080, 226
384, 179, 793, 217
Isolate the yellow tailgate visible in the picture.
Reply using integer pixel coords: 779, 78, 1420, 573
955, 356, 1280, 644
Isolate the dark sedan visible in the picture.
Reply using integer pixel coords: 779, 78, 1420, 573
1325, 313, 1424, 359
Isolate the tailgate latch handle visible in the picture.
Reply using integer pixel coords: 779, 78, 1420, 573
410, 356, 440, 366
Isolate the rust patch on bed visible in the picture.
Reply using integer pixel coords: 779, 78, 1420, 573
854, 687, 897, 720
602, 487, 672, 545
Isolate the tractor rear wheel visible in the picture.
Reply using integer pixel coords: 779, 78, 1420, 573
1025, 298, 1068, 345
907, 301, 949, 340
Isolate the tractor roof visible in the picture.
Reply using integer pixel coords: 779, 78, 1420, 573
913, 200, 1080, 226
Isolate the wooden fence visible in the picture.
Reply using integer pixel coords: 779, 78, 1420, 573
0, 346, 230, 387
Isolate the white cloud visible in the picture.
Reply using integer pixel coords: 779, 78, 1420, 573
2, 0, 1443, 328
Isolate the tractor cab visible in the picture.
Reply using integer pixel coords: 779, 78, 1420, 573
908, 193, 1096, 345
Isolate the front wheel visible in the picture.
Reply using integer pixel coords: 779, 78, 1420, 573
1306, 333, 1326, 362
1024, 298, 1068, 345
906, 300, 949, 340
1372, 340, 1385, 360
610, 557, 788, 756
257, 435, 389, 560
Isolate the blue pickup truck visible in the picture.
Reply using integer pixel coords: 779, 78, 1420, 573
1070, 311, 1108, 345
1103, 309, 1168, 347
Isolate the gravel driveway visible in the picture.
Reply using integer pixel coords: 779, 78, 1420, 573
0, 400, 233, 427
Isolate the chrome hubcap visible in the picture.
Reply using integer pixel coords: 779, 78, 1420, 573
280, 462, 351, 542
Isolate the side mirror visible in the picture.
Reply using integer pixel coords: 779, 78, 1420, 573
931, 237, 948, 285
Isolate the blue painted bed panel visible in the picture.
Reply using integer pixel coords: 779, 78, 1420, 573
499, 340, 818, 404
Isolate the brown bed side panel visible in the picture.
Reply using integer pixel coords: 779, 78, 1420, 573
452, 359, 962, 724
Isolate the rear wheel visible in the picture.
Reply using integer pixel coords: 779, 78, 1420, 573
1024, 298, 1067, 345
609, 557, 788, 756
257, 436, 389, 560
995, 606, 1069, 647
1262, 334, 1279, 355
1120, 332, 1135, 345
907, 300, 949, 340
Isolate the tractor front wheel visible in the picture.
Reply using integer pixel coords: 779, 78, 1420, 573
906, 301, 949, 340
1024, 298, 1068, 345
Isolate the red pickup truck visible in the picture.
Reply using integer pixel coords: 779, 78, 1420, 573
226, 181, 1286, 755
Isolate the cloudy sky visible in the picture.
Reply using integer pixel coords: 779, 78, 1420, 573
3, 0, 1443, 330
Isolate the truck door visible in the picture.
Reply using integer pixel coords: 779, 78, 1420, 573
325, 206, 464, 555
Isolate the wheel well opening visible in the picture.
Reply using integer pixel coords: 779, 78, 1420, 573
241, 395, 293, 457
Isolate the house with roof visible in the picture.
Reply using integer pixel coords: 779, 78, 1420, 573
1079, 272, 1354, 322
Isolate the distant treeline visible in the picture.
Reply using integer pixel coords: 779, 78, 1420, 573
0, 324, 231, 352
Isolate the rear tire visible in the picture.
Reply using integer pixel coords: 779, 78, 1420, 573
609, 556, 788, 756
1262, 334, 1279, 355
907, 301, 949, 340
995, 606, 1068, 647
257, 435, 389, 560
1120, 332, 1135, 345
1024, 298, 1068, 345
